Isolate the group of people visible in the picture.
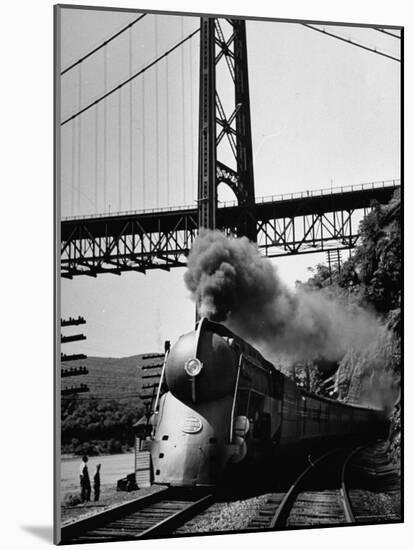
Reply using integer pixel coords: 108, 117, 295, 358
80, 455, 101, 503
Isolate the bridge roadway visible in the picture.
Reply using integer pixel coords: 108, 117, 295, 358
61, 180, 399, 278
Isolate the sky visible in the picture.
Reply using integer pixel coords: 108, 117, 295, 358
58, 7, 401, 358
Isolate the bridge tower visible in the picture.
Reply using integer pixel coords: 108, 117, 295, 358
198, 17, 256, 241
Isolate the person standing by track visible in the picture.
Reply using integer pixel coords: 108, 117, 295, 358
79, 455, 91, 502
93, 464, 101, 501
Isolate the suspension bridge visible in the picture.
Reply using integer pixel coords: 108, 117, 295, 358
58, 11, 401, 279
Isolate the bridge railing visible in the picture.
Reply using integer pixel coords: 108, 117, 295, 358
221, 178, 400, 208
62, 178, 400, 221
62, 202, 196, 221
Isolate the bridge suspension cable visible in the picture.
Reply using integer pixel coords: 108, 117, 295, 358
71, 109, 75, 215
155, 16, 160, 208
95, 97, 98, 209
301, 23, 401, 62
61, 13, 147, 75
165, 55, 170, 206
129, 26, 133, 210
181, 18, 186, 204
142, 73, 146, 208
77, 63, 82, 213
61, 28, 200, 126
118, 77, 122, 210
103, 44, 108, 212
189, 29, 195, 197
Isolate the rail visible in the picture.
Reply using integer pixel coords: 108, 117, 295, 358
62, 178, 400, 222
138, 492, 214, 539
342, 440, 401, 524
60, 487, 214, 543
269, 446, 357, 529
60, 487, 170, 542
340, 445, 365, 522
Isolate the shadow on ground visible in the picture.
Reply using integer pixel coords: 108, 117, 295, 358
21, 525, 53, 543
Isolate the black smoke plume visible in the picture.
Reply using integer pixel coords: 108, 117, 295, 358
184, 230, 388, 367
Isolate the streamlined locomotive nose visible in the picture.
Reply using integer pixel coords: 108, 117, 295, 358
165, 326, 237, 404
150, 392, 234, 486
149, 320, 240, 486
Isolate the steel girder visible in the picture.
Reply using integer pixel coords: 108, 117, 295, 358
61, 183, 399, 278
198, 18, 217, 232
60, 207, 361, 278
256, 208, 363, 257
198, 18, 256, 240
61, 211, 198, 278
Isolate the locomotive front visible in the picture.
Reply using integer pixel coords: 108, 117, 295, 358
148, 319, 247, 486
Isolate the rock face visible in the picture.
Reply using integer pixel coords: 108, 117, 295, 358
332, 329, 399, 411
333, 350, 401, 475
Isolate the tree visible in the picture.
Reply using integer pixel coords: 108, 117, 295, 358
297, 189, 401, 337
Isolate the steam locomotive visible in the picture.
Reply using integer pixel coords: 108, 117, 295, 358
144, 318, 385, 487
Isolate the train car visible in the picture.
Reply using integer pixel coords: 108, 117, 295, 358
144, 318, 386, 487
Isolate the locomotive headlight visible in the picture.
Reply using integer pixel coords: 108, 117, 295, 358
184, 357, 203, 377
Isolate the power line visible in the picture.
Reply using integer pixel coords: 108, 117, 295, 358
61, 28, 200, 127
61, 13, 147, 76
375, 28, 401, 39
301, 23, 400, 62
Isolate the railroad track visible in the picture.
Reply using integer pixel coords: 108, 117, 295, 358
61, 441, 400, 542
248, 440, 400, 530
61, 487, 214, 544
247, 446, 359, 529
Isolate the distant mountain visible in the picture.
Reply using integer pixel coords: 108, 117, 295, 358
60, 353, 164, 405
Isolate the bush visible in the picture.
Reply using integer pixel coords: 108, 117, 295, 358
108, 438, 123, 454
61, 397, 143, 455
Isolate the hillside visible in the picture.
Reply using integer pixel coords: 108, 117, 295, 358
61, 353, 164, 405
60, 352, 164, 455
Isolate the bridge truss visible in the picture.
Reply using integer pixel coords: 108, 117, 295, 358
61, 181, 399, 278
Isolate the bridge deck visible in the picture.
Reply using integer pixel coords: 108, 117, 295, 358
61, 181, 400, 277
62, 181, 398, 240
